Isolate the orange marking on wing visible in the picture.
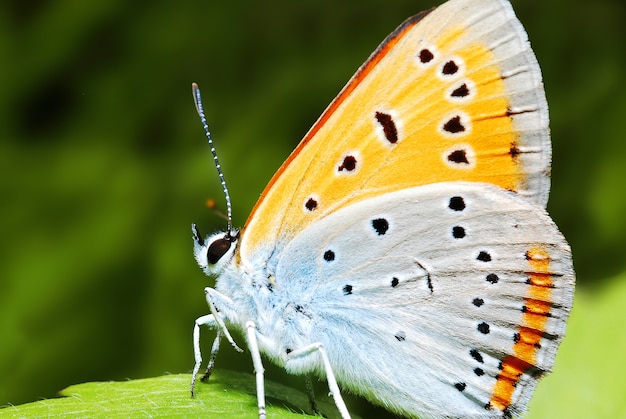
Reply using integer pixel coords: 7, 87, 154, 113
489, 246, 554, 412
524, 298, 552, 330
490, 356, 532, 411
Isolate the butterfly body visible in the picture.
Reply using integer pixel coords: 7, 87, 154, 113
191, 0, 574, 418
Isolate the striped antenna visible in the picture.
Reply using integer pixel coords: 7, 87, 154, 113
192, 83, 234, 236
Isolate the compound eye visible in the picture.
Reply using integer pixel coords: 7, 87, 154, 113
207, 237, 232, 264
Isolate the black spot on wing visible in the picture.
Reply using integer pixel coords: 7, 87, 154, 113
470, 349, 484, 363
338, 155, 357, 172
451, 83, 470, 98
305, 197, 318, 211
477, 322, 490, 334
448, 196, 465, 211
452, 225, 466, 239
448, 149, 469, 164
443, 115, 465, 133
372, 218, 389, 235
419, 48, 434, 63
472, 298, 484, 307
375, 111, 398, 144
442, 60, 459, 75
486, 273, 499, 283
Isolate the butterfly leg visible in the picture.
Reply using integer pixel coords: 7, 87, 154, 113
191, 288, 243, 397
191, 314, 216, 396
245, 321, 267, 419
204, 287, 244, 352
305, 375, 321, 416
201, 329, 221, 382
286, 343, 351, 419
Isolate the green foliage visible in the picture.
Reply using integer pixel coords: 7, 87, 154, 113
1, 371, 339, 418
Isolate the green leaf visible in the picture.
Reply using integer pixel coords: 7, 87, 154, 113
1, 371, 348, 418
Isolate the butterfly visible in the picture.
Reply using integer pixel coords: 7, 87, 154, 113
189, 0, 575, 417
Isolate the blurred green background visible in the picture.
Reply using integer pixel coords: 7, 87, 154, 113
2, 0, 625, 417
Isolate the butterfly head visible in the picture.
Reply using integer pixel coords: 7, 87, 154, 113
192, 224, 239, 275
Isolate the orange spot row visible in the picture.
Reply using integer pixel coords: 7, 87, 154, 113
489, 246, 554, 412
489, 355, 533, 411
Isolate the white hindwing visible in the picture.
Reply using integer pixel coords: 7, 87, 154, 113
273, 181, 574, 418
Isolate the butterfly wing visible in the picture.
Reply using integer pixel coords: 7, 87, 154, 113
240, 0, 550, 267
274, 182, 574, 418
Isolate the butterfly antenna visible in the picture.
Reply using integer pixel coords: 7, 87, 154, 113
192, 83, 234, 236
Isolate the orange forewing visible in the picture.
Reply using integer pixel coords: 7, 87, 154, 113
240, 8, 545, 261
